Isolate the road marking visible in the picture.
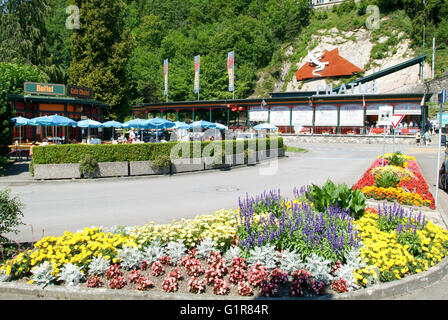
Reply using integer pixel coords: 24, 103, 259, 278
408, 148, 439, 154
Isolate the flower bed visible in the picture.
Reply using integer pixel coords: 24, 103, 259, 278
353, 152, 436, 209
1, 186, 447, 297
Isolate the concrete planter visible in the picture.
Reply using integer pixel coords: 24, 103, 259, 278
203, 156, 231, 170
267, 148, 285, 159
129, 161, 170, 176
232, 153, 245, 166
94, 161, 129, 178
171, 158, 204, 173
33, 163, 81, 180
256, 150, 269, 162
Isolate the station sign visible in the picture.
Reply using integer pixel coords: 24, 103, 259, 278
24, 82, 66, 96
67, 85, 93, 99
377, 106, 393, 126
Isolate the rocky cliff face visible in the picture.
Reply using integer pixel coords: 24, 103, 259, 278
273, 25, 432, 95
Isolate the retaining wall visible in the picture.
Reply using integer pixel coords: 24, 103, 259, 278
282, 134, 416, 145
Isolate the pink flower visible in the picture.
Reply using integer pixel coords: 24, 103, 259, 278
151, 261, 165, 277
162, 276, 178, 293
188, 277, 206, 294
237, 280, 253, 296
213, 279, 230, 295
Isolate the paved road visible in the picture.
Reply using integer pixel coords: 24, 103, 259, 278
1, 141, 448, 300
1, 143, 387, 243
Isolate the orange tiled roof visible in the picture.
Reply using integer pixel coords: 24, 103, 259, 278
295, 48, 362, 81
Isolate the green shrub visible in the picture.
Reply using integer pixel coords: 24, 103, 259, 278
374, 171, 401, 188
0, 188, 24, 243
397, 231, 422, 256
305, 180, 366, 220
31, 138, 283, 165
151, 154, 171, 170
29, 161, 34, 176
79, 154, 99, 178
385, 151, 406, 167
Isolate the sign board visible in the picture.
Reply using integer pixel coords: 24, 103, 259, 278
270, 106, 290, 126
394, 103, 421, 115
391, 114, 405, 128
366, 104, 381, 115
24, 82, 66, 96
315, 105, 338, 126
340, 104, 364, 126
67, 85, 93, 99
377, 106, 393, 126
249, 106, 269, 122
292, 105, 313, 126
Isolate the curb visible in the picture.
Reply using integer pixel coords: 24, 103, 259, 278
1, 256, 447, 300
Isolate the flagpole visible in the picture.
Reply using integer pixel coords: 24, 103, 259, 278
233, 51, 235, 100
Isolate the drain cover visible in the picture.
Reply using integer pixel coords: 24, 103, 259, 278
216, 186, 240, 192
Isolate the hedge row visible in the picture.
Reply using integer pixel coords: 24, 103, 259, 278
31, 138, 284, 165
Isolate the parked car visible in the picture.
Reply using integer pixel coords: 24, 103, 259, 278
439, 135, 448, 190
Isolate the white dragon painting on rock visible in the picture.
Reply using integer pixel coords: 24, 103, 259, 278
308, 49, 329, 77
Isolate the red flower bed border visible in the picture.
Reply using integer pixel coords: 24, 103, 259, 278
353, 157, 436, 210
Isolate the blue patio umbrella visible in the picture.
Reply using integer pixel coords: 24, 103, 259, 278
102, 120, 125, 140
146, 118, 175, 141
214, 122, 228, 130
77, 119, 104, 142
77, 119, 103, 128
11, 117, 31, 145
123, 118, 151, 134
253, 123, 279, 131
173, 121, 190, 129
30, 114, 77, 126
190, 120, 216, 130
11, 116, 30, 126
146, 117, 175, 129
102, 120, 125, 128
30, 114, 77, 143
122, 118, 151, 142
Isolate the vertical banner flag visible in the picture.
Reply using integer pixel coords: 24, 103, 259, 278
163, 59, 168, 96
420, 94, 425, 106
227, 51, 235, 92
194, 55, 200, 94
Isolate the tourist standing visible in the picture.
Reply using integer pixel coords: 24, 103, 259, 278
129, 128, 136, 143
415, 132, 421, 146
424, 131, 431, 146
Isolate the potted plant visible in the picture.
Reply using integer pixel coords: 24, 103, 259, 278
79, 154, 99, 179
150, 154, 172, 174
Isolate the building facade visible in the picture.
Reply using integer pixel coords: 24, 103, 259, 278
8, 84, 108, 142
131, 92, 430, 135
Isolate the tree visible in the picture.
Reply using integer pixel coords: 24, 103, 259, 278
67, 0, 134, 120
0, 0, 63, 82
259, 0, 311, 41
0, 63, 47, 168
0, 188, 24, 243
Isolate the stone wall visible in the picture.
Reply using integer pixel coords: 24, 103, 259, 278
425, 76, 448, 103
282, 134, 415, 145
